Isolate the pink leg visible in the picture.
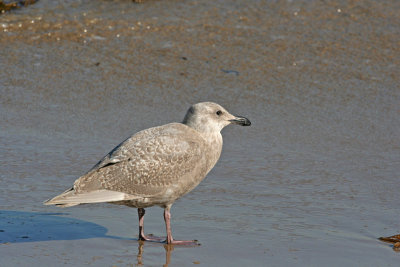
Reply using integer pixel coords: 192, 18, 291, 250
163, 205, 199, 245
137, 208, 164, 242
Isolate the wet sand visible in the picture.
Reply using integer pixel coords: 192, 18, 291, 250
1, 0, 400, 266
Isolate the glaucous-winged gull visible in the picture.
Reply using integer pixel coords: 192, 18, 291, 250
45, 102, 251, 245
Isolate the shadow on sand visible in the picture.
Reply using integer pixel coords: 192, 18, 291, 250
0, 210, 198, 266
0, 210, 122, 243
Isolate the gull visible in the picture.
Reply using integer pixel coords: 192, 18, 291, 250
45, 102, 251, 245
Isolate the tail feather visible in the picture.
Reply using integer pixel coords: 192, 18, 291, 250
44, 188, 136, 207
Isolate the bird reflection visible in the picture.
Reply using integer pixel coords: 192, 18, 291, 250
135, 241, 175, 267
136, 241, 144, 266
163, 244, 174, 267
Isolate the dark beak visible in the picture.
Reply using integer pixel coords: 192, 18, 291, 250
229, 116, 251, 126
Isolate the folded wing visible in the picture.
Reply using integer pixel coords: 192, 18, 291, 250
45, 123, 208, 206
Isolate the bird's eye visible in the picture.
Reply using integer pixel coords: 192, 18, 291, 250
216, 110, 222, 116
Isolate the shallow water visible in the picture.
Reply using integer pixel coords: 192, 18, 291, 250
1, 0, 399, 266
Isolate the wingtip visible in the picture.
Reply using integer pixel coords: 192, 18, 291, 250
43, 187, 75, 206
42, 189, 133, 207
43, 198, 79, 207
43, 199, 52, 205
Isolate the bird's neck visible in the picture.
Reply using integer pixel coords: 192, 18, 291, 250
182, 122, 223, 169
201, 131, 223, 171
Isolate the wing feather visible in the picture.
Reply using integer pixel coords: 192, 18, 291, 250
73, 123, 208, 197
44, 188, 138, 206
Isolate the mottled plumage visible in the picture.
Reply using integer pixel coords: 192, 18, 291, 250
45, 102, 251, 244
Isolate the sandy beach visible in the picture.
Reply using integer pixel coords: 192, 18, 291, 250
1, 0, 399, 266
